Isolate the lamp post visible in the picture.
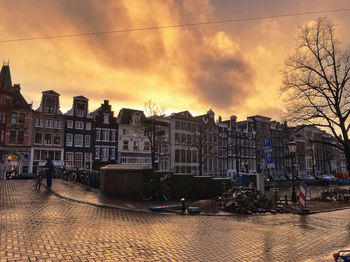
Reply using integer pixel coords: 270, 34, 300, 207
288, 140, 297, 203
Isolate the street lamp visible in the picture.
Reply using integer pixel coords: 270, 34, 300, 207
288, 140, 297, 203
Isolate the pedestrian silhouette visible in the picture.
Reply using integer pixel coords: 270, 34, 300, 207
45, 158, 54, 191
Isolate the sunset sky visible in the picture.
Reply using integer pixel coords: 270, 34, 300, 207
1, 0, 350, 121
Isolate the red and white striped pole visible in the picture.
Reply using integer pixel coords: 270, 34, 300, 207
299, 182, 307, 209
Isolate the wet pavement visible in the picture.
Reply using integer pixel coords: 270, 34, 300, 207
1, 179, 350, 261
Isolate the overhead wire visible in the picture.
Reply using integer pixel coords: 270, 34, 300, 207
0, 8, 350, 43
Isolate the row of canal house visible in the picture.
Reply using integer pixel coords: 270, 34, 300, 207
1, 63, 347, 178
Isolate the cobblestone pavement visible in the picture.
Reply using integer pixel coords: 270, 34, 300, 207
1, 180, 350, 261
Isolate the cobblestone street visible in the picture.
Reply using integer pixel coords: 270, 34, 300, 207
1, 180, 350, 261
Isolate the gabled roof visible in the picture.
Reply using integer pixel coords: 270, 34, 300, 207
170, 110, 193, 120
42, 90, 60, 96
74, 95, 88, 101
0, 64, 13, 93
13, 86, 32, 110
117, 108, 146, 125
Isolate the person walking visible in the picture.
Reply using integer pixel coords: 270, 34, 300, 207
45, 158, 54, 191
4, 160, 13, 180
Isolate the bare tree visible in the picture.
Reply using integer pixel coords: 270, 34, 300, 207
281, 17, 350, 172
144, 100, 167, 170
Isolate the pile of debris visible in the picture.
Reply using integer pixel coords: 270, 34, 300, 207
217, 186, 291, 215
319, 187, 350, 202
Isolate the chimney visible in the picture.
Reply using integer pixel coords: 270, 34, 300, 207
13, 84, 20, 91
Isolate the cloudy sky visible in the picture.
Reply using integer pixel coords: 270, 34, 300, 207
1, 0, 349, 121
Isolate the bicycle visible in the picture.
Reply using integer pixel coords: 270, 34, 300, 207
34, 168, 45, 191
77, 168, 90, 186
139, 173, 174, 201
61, 167, 77, 182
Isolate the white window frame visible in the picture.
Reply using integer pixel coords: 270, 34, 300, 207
65, 152, 74, 167
123, 140, 129, 150
96, 128, 101, 141
75, 152, 83, 169
111, 130, 116, 141
110, 146, 116, 159
103, 113, 109, 124
66, 133, 73, 147
95, 146, 100, 159
85, 135, 90, 147
34, 132, 43, 145
67, 120, 73, 129
74, 134, 83, 147
75, 121, 84, 130
44, 133, 52, 145
85, 122, 91, 130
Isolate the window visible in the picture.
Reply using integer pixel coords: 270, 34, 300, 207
144, 141, 150, 151
11, 113, 17, 125
53, 135, 61, 146
76, 102, 85, 117
67, 120, 73, 128
85, 122, 91, 130
45, 97, 56, 114
133, 140, 139, 151
111, 130, 116, 141
66, 152, 74, 167
35, 118, 44, 127
123, 128, 127, 135
187, 150, 191, 163
175, 121, 180, 129
17, 131, 23, 144
123, 140, 129, 150
175, 150, 180, 162
75, 121, 84, 130
96, 128, 101, 141
66, 133, 73, 147
0, 112, 5, 124
75, 153, 83, 168
103, 113, 110, 124
54, 120, 62, 129
101, 129, 109, 141
10, 130, 16, 144
35, 133, 42, 144
192, 150, 197, 163
110, 147, 116, 159
95, 146, 100, 159
181, 150, 186, 162
44, 134, 52, 145
175, 133, 180, 145
18, 114, 25, 126
46, 119, 53, 128
85, 135, 90, 147
102, 146, 109, 159
134, 114, 141, 124
84, 153, 92, 169
181, 134, 186, 145
74, 134, 83, 147
0, 130, 4, 143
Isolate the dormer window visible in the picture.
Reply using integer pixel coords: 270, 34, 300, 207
45, 97, 56, 114
76, 101, 86, 117
133, 114, 141, 125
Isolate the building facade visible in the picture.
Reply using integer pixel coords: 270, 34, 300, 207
64, 96, 94, 169
117, 108, 151, 167
0, 63, 33, 177
90, 100, 118, 169
29, 90, 64, 173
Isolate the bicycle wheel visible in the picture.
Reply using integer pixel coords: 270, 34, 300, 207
68, 172, 77, 182
140, 183, 155, 200
35, 177, 41, 191
161, 184, 173, 201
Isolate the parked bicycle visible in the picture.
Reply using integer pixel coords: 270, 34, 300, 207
34, 168, 46, 191
61, 167, 77, 182
139, 173, 174, 201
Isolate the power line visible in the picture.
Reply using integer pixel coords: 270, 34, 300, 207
1, 8, 350, 43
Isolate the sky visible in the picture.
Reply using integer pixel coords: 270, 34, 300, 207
0, 0, 350, 121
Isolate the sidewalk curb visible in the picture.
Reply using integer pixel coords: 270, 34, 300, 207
44, 183, 350, 217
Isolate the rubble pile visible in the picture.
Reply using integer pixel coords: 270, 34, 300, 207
192, 199, 219, 213
217, 186, 291, 215
319, 187, 350, 202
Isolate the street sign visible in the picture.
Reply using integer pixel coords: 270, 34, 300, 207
263, 138, 272, 150
299, 182, 307, 209
263, 138, 275, 169
265, 151, 275, 169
